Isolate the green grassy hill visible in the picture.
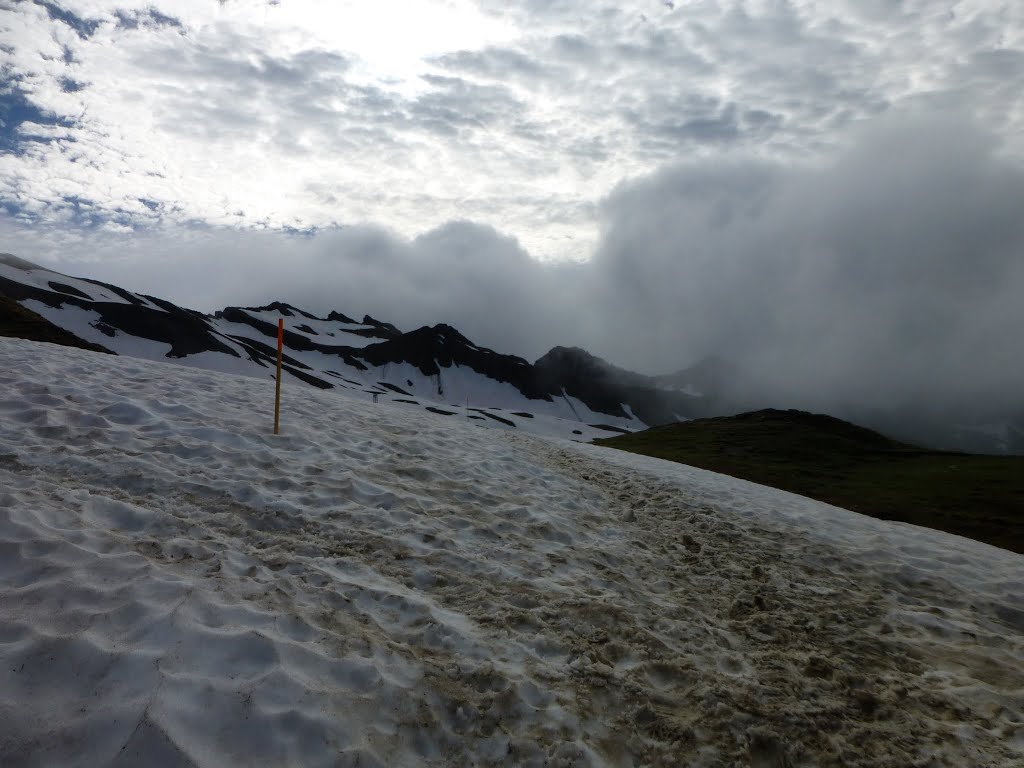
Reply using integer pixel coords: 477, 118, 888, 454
597, 409, 1024, 554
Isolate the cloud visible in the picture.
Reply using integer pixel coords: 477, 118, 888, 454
29, 0, 103, 40
5, 107, 1023, 432
2, 0, 1021, 263
0, 214, 587, 362
588, 109, 1024, 417
1, 3, 1023, 443
430, 46, 548, 81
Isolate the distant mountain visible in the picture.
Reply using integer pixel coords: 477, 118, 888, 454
535, 346, 703, 425
5, 253, 1019, 453
0, 254, 705, 441
657, 354, 1024, 456
654, 355, 741, 398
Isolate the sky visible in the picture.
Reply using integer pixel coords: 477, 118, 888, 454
1, 0, 1024, 422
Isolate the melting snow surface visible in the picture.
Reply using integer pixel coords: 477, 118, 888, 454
1, 338, 1022, 767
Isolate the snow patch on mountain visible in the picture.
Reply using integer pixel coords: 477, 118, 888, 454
0, 256, 164, 311
21, 299, 175, 358
1, 260, 653, 442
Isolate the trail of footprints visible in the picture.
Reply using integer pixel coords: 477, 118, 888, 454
1, 342, 1022, 767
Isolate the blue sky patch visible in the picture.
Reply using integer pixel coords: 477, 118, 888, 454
33, 1, 101, 40
0, 83, 75, 152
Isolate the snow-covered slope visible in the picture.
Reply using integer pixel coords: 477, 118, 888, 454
1, 338, 1022, 767
0, 255, 658, 441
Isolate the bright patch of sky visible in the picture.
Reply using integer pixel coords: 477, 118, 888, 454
1, 0, 1023, 261
306, 0, 517, 92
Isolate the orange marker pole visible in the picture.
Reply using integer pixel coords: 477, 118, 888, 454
274, 318, 283, 434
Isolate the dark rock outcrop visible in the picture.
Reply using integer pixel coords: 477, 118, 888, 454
0, 274, 239, 359
0, 294, 113, 354
360, 324, 552, 401
534, 346, 702, 425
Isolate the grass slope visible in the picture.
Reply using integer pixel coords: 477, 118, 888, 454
0, 295, 113, 355
596, 409, 1024, 554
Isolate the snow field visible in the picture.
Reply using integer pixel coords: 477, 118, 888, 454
0, 338, 1022, 766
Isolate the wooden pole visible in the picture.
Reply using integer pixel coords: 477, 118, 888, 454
274, 318, 283, 434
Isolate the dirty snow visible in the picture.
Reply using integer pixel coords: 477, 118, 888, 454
0, 338, 1022, 767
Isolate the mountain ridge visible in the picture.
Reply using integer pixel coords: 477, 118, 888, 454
0, 255, 702, 442
4, 253, 1020, 454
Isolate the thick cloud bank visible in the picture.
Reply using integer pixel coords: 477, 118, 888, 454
591, 112, 1024, 418
5, 111, 1024, 436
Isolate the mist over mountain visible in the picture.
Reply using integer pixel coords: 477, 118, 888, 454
3, 249, 1021, 454
1, 255, 709, 443
3, 111, 1023, 452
